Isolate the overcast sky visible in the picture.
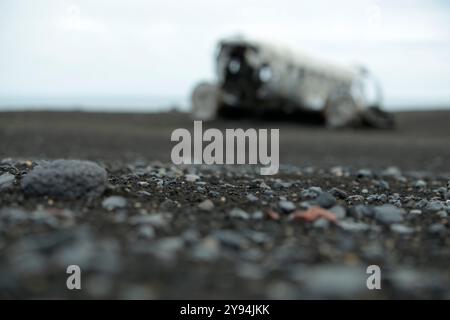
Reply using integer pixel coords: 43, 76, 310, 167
0, 0, 449, 110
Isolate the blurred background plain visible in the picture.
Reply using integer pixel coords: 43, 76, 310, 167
0, 0, 449, 111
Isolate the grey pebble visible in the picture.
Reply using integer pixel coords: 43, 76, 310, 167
0, 173, 15, 190
329, 205, 346, 219
229, 208, 250, 220
198, 199, 214, 211
316, 192, 336, 208
21, 160, 107, 199
278, 200, 296, 213
373, 204, 405, 224
246, 193, 259, 202
102, 196, 127, 211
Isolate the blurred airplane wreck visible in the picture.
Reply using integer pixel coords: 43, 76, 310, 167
191, 37, 394, 128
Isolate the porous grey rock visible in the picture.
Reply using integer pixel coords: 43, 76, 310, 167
374, 204, 405, 224
21, 160, 107, 199
0, 173, 15, 191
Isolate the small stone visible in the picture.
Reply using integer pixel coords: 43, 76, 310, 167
329, 205, 346, 219
301, 187, 322, 199
424, 200, 444, 212
349, 205, 374, 219
278, 200, 296, 213
373, 204, 405, 224
409, 209, 422, 215
357, 169, 372, 178
212, 230, 248, 250
436, 210, 448, 218
390, 224, 414, 234
102, 196, 127, 211
129, 214, 166, 228
137, 225, 155, 238
313, 218, 330, 228
185, 174, 200, 182
153, 237, 184, 260
229, 208, 250, 220
375, 180, 390, 190
191, 237, 220, 261
21, 160, 107, 199
329, 187, 348, 199
382, 166, 402, 178
414, 180, 427, 190
0, 173, 15, 190
251, 211, 264, 219
246, 193, 259, 202
338, 221, 371, 232
428, 223, 446, 234
198, 199, 214, 211
315, 192, 336, 209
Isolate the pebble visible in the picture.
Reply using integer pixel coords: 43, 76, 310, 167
373, 204, 405, 224
0, 173, 15, 190
301, 187, 322, 199
409, 209, 422, 216
152, 237, 184, 260
315, 192, 337, 208
228, 208, 250, 220
313, 218, 330, 229
428, 223, 446, 234
198, 199, 214, 211
390, 224, 414, 234
21, 160, 107, 199
349, 205, 374, 219
102, 196, 127, 211
329, 205, 346, 219
191, 237, 220, 262
329, 187, 348, 199
414, 180, 427, 190
357, 169, 372, 178
436, 210, 448, 218
246, 193, 259, 202
424, 200, 444, 212
212, 230, 248, 250
129, 214, 166, 228
338, 221, 371, 232
185, 174, 200, 182
137, 225, 155, 238
382, 166, 402, 178
278, 200, 296, 213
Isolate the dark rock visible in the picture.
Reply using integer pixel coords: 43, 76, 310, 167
21, 160, 107, 199
316, 192, 336, 208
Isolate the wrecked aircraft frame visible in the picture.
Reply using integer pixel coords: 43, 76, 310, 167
191, 37, 393, 128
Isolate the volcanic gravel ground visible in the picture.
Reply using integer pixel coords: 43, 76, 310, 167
0, 110, 449, 299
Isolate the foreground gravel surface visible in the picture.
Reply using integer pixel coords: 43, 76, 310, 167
0, 159, 449, 299
0, 111, 449, 299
